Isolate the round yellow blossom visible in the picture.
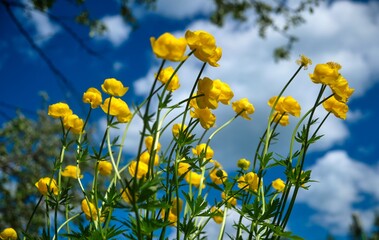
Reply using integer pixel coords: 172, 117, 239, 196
272, 178, 286, 192
190, 107, 216, 129
83, 87, 102, 108
322, 96, 349, 120
232, 98, 255, 120
309, 63, 340, 85
209, 169, 227, 185
296, 54, 312, 69
61, 165, 83, 179
192, 143, 214, 159
268, 96, 301, 117
81, 199, 98, 221
172, 123, 188, 138
210, 207, 224, 224
237, 172, 260, 192
35, 177, 58, 196
128, 161, 149, 179
185, 30, 222, 67
138, 151, 159, 166
101, 97, 132, 123
0, 228, 17, 240
48, 102, 72, 118
221, 192, 237, 207
144, 136, 161, 153
196, 77, 233, 109
271, 112, 290, 126
161, 198, 183, 225
98, 161, 113, 176
63, 114, 84, 134
184, 171, 205, 188
101, 78, 128, 97
237, 158, 250, 170
156, 66, 180, 91
150, 32, 187, 62
214, 80, 234, 105
177, 162, 191, 176
329, 76, 355, 103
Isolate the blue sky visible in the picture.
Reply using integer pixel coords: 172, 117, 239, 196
1, 0, 379, 239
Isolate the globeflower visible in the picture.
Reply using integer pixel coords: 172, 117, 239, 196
329, 76, 355, 103
150, 32, 187, 62
81, 199, 98, 221
221, 192, 237, 207
101, 78, 128, 97
237, 158, 250, 170
35, 177, 58, 196
145, 136, 161, 153
268, 96, 301, 117
185, 171, 205, 188
121, 188, 137, 204
271, 112, 290, 126
138, 151, 159, 166
309, 62, 341, 85
190, 107, 216, 129
101, 97, 132, 123
61, 165, 83, 179
232, 98, 255, 120
83, 87, 102, 108
296, 54, 312, 69
272, 178, 286, 192
128, 161, 149, 179
185, 30, 222, 67
0, 228, 17, 240
237, 172, 260, 192
172, 123, 188, 138
192, 143, 214, 159
210, 207, 224, 224
196, 77, 233, 109
177, 162, 191, 176
63, 114, 84, 134
98, 161, 113, 176
322, 96, 349, 120
48, 102, 72, 118
209, 169, 227, 185
156, 66, 180, 91
161, 198, 183, 226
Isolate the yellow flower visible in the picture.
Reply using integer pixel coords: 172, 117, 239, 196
61, 165, 83, 179
101, 78, 128, 97
271, 112, 290, 126
185, 171, 205, 188
177, 162, 191, 176
81, 199, 98, 221
48, 102, 72, 118
161, 198, 183, 226
209, 169, 228, 185
309, 62, 340, 85
35, 177, 58, 195
101, 97, 132, 123
237, 158, 250, 170
185, 30, 222, 67
98, 161, 113, 176
196, 77, 233, 109
156, 66, 180, 91
329, 76, 355, 103
210, 207, 224, 224
0, 228, 17, 240
221, 192, 237, 207
232, 98, 255, 120
268, 96, 301, 117
322, 96, 349, 120
272, 178, 286, 192
150, 32, 187, 62
192, 143, 214, 159
172, 123, 188, 138
144, 136, 161, 153
296, 54, 312, 69
63, 114, 84, 134
237, 172, 260, 192
138, 151, 159, 166
128, 161, 149, 179
83, 87, 102, 108
190, 107, 216, 129
121, 188, 137, 204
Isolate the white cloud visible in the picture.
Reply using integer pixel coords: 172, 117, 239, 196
154, 0, 216, 19
29, 10, 60, 44
113, 61, 124, 72
99, 15, 131, 47
297, 150, 379, 235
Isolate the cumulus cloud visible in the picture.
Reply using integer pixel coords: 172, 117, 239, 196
297, 150, 379, 235
99, 15, 131, 47
29, 10, 60, 44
